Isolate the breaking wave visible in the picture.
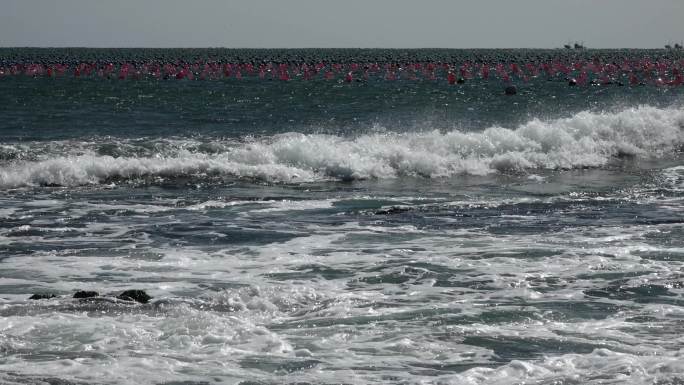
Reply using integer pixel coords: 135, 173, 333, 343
1, 105, 683, 188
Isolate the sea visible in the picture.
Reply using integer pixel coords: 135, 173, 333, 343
0, 48, 683, 385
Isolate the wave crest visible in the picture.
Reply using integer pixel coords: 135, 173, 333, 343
1, 105, 682, 188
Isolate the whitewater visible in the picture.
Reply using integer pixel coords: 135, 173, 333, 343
1, 48, 684, 385
1, 105, 683, 189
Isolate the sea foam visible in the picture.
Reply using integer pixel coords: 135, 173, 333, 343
1, 105, 682, 188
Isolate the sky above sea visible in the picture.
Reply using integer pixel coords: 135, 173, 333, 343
1, 0, 684, 48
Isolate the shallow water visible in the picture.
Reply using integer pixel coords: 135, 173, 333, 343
1, 49, 684, 385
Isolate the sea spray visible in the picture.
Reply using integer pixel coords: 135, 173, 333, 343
1, 105, 682, 188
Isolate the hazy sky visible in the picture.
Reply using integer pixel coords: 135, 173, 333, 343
1, 0, 683, 48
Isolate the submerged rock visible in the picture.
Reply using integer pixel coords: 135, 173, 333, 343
73, 290, 99, 299
374, 206, 412, 215
29, 293, 57, 300
117, 290, 152, 304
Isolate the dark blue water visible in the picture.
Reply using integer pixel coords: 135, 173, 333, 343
1, 49, 683, 385
1, 74, 681, 141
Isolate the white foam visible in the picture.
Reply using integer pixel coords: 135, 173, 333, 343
0, 306, 294, 384
248, 199, 335, 214
0, 105, 682, 188
185, 199, 265, 211
440, 349, 684, 385
79, 202, 175, 214
661, 165, 684, 191
2, 215, 683, 383
0, 207, 17, 218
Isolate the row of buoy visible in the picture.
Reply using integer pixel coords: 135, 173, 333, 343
1, 59, 683, 86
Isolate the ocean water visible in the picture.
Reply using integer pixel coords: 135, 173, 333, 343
1, 49, 684, 385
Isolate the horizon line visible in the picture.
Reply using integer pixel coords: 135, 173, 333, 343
0, 46, 678, 50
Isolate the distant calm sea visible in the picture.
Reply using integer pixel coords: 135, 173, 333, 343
1, 48, 683, 385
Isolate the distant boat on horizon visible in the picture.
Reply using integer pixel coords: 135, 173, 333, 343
563, 42, 586, 50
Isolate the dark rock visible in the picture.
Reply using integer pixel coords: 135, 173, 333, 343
117, 289, 152, 304
73, 290, 99, 299
504, 85, 517, 95
29, 293, 57, 300
374, 206, 412, 215
568, 78, 577, 86
615, 150, 636, 159
456, 77, 465, 84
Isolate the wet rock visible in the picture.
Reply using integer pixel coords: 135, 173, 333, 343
29, 293, 57, 300
117, 289, 152, 304
504, 85, 517, 95
374, 206, 412, 215
615, 150, 636, 159
568, 78, 577, 86
73, 290, 99, 299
